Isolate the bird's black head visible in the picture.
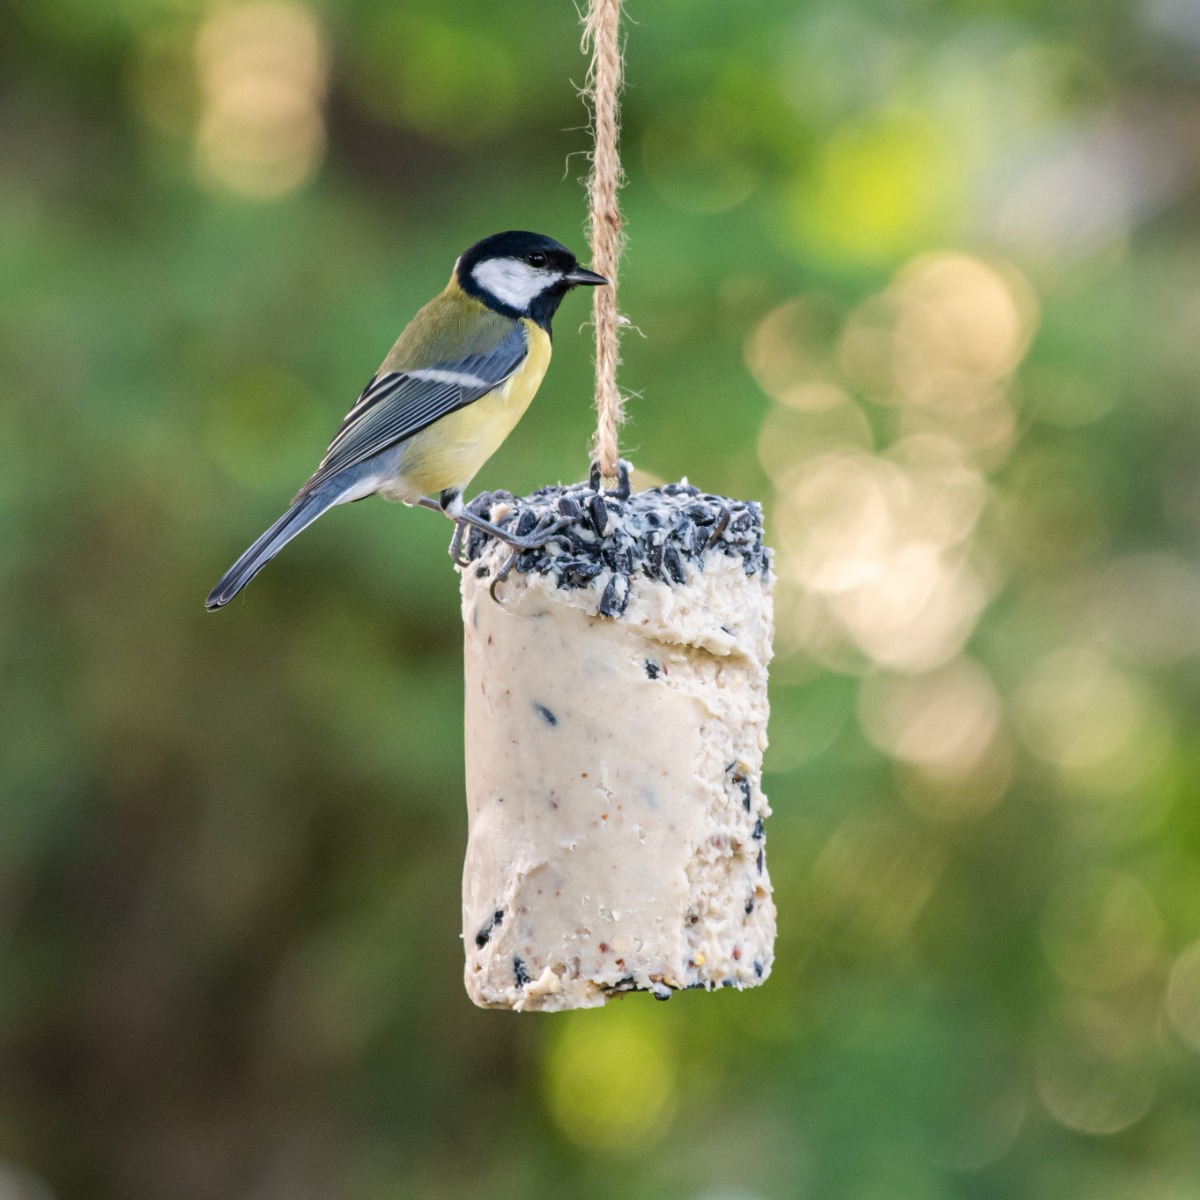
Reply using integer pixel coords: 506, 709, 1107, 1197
455, 231, 607, 331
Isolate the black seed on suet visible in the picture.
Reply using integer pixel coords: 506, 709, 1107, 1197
533, 703, 557, 726
752, 818, 765, 840
728, 769, 752, 812
663, 544, 686, 585
564, 560, 603, 588
753, 959, 764, 978
514, 957, 531, 987
460, 478, 770, 616
645, 659, 660, 680
599, 576, 620, 615
588, 494, 609, 535
475, 908, 505, 947
599, 574, 629, 617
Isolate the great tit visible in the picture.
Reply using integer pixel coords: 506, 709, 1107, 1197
205, 230, 607, 610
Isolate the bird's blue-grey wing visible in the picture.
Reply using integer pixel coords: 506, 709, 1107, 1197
297, 324, 528, 497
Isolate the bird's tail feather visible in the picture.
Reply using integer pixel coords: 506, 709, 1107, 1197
205, 484, 341, 611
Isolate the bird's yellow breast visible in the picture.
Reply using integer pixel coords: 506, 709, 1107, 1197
391, 319, 551, 499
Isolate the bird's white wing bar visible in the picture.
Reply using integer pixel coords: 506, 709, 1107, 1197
404, 367, 492, 387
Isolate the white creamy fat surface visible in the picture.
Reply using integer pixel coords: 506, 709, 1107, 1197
460, 543, 775, 1011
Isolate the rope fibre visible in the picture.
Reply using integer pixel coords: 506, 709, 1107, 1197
582, 0, 626, 481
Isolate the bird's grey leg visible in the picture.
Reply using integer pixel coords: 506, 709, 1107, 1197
418, 491, 572, 562
416, 494, 471, 566
447, 519, 470, 568
456, 508, 572, 550
440, 491, 473, 568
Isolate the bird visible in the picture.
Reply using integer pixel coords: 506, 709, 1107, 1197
205, 230, 607, 610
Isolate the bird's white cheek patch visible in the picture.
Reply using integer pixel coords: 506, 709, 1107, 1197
472, 258, 555, 311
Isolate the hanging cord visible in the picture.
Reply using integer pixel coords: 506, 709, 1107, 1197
582, 0, 626, 484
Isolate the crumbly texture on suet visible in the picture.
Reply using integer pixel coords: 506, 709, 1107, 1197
458, 481, 775, 1011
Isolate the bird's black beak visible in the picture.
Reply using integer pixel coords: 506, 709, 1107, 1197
564, 267, 609, 287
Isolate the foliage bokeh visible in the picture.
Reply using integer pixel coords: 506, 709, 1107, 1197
4, 0, 1200, 1197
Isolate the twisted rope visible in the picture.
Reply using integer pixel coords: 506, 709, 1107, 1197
582, 0, 626, 482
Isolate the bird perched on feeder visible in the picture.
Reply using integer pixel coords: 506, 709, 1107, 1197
205, 230, 607, 610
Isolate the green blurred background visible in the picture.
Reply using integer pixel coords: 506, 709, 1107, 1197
4, 0, 1200, 1196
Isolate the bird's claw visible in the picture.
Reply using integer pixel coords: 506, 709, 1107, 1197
499, 515, 571, 553
488, 549, 521, 603
433, 494, 571, 600
486, 516, 570, 603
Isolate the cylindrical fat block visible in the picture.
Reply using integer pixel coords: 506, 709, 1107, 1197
459, 481, 774, 1011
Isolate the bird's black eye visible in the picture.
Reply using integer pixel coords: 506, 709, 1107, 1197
527, 252, 548, 268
